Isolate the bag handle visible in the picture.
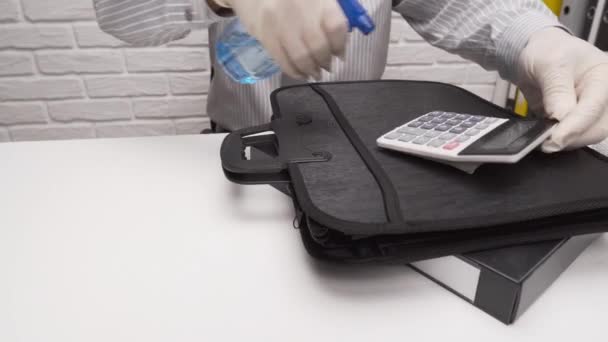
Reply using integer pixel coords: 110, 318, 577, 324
220, 123, 290, 184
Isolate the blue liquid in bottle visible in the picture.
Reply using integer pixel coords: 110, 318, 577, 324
216, 20, 280, 85
216, 0, 375, 85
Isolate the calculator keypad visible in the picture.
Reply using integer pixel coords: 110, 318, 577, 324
398, 134, 416, 142
379, 111, 507, 155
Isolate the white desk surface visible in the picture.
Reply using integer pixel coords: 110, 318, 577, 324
0, 134, 606, 341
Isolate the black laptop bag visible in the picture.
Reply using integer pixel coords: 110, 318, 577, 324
220, 80, 608, 263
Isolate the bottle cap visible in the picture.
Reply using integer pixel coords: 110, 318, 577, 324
338, 0, 376, 35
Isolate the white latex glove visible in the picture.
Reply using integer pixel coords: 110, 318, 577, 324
214, 0, 349, 80
516, 27, 608, 152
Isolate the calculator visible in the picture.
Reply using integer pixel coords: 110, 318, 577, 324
377, 111, 555, 163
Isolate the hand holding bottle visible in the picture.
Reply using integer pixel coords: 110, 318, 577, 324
213, 0, 350, 80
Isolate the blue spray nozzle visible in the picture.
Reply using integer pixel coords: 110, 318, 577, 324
338, 0, 376, 35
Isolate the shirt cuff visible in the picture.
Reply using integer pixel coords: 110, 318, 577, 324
496, 11, 569, 82
191, 0, 233, 26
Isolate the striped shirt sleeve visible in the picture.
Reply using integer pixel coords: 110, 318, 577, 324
93, 0, 227, 46
393, 0, 564, 82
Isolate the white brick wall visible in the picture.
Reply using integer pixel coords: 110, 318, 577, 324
0, 3, 497, 143
0, 0, 20, 23
37, 51, 125, 75
0, 53, 35, 76
85, 75, 168, 98
48, 99, 131, 122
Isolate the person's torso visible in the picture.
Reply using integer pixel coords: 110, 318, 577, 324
206, 0, 393, 130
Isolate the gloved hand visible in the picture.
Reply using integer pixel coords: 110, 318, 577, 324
214, 0, 349, 80
516, 27, 608, 152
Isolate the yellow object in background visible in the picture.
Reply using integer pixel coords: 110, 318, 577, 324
514, 89, 529, 116
544, 0, 564, 15
513, 0, 563, 117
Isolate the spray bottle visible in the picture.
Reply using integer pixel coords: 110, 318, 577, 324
214, 0, 376, 84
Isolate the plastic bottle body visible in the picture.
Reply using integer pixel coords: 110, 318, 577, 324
215, 19, 280, 84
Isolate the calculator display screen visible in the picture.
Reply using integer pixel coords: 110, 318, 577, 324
460, 119, 553, 156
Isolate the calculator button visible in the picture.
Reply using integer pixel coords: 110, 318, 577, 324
456, 114, 470, 120
468, 116, 485, 123
426, 111, 442, 117
450, 127, 467, 134
443, 142, 460, 150
435, 125, 451, 132
398, 134, 416, 142
413, 137, 431, 145
460, 121, 475, 128
438, 133, 457, 140
421, 123, 438, 130
428, 139, 445, 148
408, 121, 424, 128
384, 132, 402, 140
456, 135, 471, 142
485, 117, 498, 123
424, 131, 441, 138
465, 129, 481, 136
430, 118, 446, 124
398, 127, 422, 135
441, 112, 456, 118
476, 123, 490, 130
418, 116, 433, 122
446, 119, 461, 126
